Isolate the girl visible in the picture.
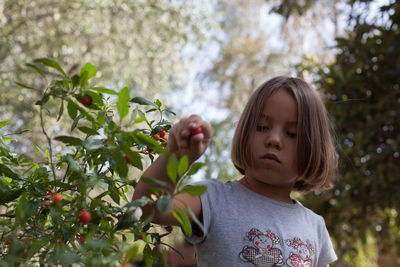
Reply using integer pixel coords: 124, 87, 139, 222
133, 76, 337, 267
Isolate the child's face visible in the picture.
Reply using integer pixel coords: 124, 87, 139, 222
246, 89, 298, 192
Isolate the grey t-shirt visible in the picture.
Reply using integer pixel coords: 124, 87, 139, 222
186, 179, 337, 267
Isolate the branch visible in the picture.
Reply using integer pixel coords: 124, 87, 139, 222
40, 106, 57, 184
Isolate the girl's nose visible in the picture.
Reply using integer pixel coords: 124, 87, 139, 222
265, 129, 282, 149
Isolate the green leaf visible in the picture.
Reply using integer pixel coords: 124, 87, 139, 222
124, 196, 152, 209
10, 129, 30, 135
116, 206, 144, 230
117, 87, 130, 119
123, 149, 143, 170
34, 58, 67, 78
143, 245, 156, 267
180, 185, 208, 196
14, 197, 27, 225
187, 162, 205, 176
0, 121, 8, 129
141, 176, 169, 187
156, 195, 173, 214
178, 155, 189, 177
15, 81, 37, 90
71, 114, 84, 131
130, 96, 156, 106
71, 74, 80, 87
91, 86, 119, 95
166, 154, 178, 183
28, 240, 48, 258
108, 183, 120, 204
80, 62, 96, 80
54, 136, 83, 146
0, 163, 22, 180
132, 131, 166, 153
78, 126, 98, 136
0, 186, 24, 205
66, 155, 80, 172
25, 63, 46, 79
57, 99, 64, 121
123, 242, 143, 262
133, 117, 146, 124
111, 150, 128, 178
172, 206, 192, 236
67, 100, 78, 119
36, 93, 50, 106
2, 137, 15, 141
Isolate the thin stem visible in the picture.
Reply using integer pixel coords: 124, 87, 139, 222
40, 106, 57, 184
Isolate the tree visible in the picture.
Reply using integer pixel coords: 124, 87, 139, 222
298, 1, 400, 265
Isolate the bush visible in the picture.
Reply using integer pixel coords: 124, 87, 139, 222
0, 59, 205, 266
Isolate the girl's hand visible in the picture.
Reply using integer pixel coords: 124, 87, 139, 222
166, 114, 212, 163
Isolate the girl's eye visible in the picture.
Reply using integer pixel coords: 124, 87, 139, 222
256, 126, 269, 132
286, 131, 297, 138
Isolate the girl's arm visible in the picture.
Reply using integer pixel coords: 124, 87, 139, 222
132, 115, 212, 226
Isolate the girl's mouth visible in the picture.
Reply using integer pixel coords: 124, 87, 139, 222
261, 153, 281, 163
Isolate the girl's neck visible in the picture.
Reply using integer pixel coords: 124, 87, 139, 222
239, 176, 295, 204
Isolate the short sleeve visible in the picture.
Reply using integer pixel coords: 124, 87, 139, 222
317, 216, 337, 267
184, 180, 214, 245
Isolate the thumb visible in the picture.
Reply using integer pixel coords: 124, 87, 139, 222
188, 132, 209, 163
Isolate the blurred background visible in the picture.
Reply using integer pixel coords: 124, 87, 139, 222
1, 0, 399, 266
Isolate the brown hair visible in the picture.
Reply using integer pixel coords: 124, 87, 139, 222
231, 76, 337, 192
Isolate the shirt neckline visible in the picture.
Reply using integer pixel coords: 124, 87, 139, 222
231, 180, 301, 209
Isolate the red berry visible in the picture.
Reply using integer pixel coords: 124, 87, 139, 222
81, 95, 92, 107
4, 239, 10, 245
153, 133, 160, 141
52, 193, 62, 203
146, 146, 153, 152
121, 263, 133, 267
191, 127, 202, 135
117, 214, 123, 220
166, 226, 173, 232
138, 233, 143, 240
43, 198, 51, 207
105, 140, 109, 146
124, 155, 131, 163
78, 210, 91, 223
79, 236, 85, 244
159, 130, 166, 137
59, 242, 65, 247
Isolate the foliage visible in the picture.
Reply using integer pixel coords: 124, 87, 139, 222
298, 1, 400, 265
0, 0, 217, 158
0, 59, 205, 266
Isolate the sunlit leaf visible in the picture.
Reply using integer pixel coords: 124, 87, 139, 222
178, 155, 189, 177
171, 206, 191, 236
179, 185, 207, 196
130, 97, 156, 106
34, 58, 67, 78
117, 87, 130, 119
166, 154, 178, 183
